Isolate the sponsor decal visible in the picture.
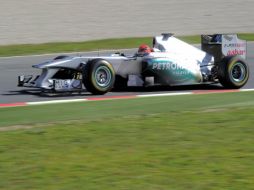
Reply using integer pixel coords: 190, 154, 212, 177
226, 49, 246, 56
53, 79, 82, 90
151, 61, 191, 76
222, 34, 246, 59
224, 43, 245, 48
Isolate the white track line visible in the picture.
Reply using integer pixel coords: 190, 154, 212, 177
240, 88, 254, 92
27, 99, 87, 105
137, 92, 192, 98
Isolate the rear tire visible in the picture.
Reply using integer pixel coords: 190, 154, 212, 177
82, 59, 115, 95
218, 56, 249, 89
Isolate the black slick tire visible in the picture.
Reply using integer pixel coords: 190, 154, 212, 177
218, 56, 249, 89
82, 59, 115, 95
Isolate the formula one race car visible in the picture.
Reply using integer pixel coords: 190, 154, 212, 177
18, 33, 249, 95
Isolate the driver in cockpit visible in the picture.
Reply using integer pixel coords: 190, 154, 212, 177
137, 44, 153, 56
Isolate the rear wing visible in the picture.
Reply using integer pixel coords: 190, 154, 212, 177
201, 34, 247, 63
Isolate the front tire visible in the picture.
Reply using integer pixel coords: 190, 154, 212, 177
218, 56, 249, 89
82, 59, 115, 95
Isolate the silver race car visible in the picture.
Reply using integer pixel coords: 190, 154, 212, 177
18, 33, 249, 95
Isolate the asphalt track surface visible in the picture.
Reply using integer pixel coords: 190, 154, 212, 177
1, 0, 254, 45
0, 43, 253, 104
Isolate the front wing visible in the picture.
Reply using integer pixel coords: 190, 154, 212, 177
18, 75, 83, 91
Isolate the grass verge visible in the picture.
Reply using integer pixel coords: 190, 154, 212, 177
0, 92, 254, 189
0, 33, 254, 57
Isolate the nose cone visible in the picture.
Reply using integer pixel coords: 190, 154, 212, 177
32, 56, 75, 69
32, 61, 53, 69
32, 56, 83, 70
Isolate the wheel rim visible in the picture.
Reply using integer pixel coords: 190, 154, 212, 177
230, 62, 246, 83
94, 66, 112, 87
